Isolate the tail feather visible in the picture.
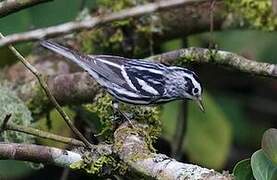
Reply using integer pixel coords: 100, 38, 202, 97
40, 40, 107, 86
40, 40, 83, 65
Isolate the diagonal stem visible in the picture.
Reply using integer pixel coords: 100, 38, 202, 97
0, 114, 12, 133
171, 101, 188, 160
0, 33, 92, 149
6, 123, 85, 147
0, 114, 84, 146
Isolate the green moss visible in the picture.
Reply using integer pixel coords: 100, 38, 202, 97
174, 50, 200, 66
226, 0, 277, 31
70, 155, 114, 174
0, 85, 34, 143
120, 103, 161, 143
85, 93, 161, 143
174, 48, 220, 67
70, 153, 128, 176
81, 91, 161, 175
84, 93, 114, 133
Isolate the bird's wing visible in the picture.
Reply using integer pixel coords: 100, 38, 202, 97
92, 55, 167, 97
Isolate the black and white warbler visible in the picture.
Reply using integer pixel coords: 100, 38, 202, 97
40, 40, 204, 112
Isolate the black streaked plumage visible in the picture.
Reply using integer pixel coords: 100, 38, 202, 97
40, 40, 204, 111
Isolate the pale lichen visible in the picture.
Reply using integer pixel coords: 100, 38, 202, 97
0, 85, 34, 143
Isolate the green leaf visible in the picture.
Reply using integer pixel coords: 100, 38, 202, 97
251, 150, 277, 180
185, 92, 232, 169
262, 128, 277, 164
233, 159, 255, 180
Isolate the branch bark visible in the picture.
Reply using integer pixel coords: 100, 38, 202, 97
0, 143, 81, 167
0, 0, 51, 17
0, 0, 222, 47
114, 122, 233, 179
150, 47, 277, 79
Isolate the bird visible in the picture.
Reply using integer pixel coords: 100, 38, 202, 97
40, 40, 204, 112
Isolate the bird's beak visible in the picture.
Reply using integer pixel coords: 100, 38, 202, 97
195, 98, 205, 112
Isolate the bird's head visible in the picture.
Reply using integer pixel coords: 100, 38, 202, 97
169, 67, 204, 112
182, 70, 204, 112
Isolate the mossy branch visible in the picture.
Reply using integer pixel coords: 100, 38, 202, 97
150, 47, 277, 79
113, 122, 233, 179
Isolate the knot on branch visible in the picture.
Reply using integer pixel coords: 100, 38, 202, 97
114, 122, 153, 162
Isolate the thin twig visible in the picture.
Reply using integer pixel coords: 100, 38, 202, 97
0, 0, 51, 18
0, 114, 12, 133
0, 33, 92, 148
0, 143, 82, 167
5, 123, 85, 147
0, 0, 212, 47
171, 101, 188, 160
209, 0, 216, 49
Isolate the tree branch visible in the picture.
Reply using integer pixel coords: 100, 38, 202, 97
0, 0, 217, 47
0, 143, 82, 167
114, 122, 233, 179
0, 0, 51, 17
150, 47, 277, 79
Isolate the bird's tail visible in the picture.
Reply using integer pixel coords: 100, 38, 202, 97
40, 40, 84, 66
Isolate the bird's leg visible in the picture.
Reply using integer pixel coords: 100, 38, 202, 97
112, 100, 134, 128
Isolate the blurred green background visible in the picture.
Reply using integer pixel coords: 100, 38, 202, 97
0, 0, 276, 179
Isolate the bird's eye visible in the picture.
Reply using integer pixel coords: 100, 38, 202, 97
193, 88, 199, 94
